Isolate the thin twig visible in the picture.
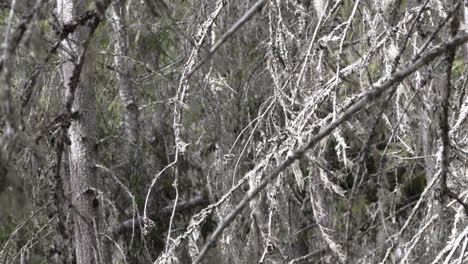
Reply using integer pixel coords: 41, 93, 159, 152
185, 0, 267, 79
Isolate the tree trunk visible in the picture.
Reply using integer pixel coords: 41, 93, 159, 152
110, 0, 139, 173
57, 0, 100, 263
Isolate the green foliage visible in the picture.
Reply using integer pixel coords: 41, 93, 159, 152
334, 194, 370, 233
400, 0, 407, 10
0, 215, 16, 244
368, 59, 382, 80
94, 22, 112, 48
341, 0, 352, 19
452, 58, 465, 79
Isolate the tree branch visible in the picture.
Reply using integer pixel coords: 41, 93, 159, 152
193, 31, 468, 264
440, 9, 468, 215
185, 0, 267, 79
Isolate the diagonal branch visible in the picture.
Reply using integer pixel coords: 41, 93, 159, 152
185, 0, 267, 79
192, 31, 468, 264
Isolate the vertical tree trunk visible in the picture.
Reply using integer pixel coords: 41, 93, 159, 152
111, 1, 139, 166
105, 5, 140, 262
57, 0, 100, 263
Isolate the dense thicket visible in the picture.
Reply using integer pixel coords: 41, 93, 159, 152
1, 0, 468, 263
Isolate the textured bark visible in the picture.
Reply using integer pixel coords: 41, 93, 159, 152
57, 0, 100, 263
111, 2, 139, 165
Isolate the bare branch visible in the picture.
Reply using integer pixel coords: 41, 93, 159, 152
193, 31, 468, 264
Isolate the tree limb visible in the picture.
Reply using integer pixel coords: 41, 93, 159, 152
439, 9, 468, 215
193, 31, 468, 264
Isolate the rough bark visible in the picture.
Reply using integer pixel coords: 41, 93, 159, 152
57, 0, 100, 263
